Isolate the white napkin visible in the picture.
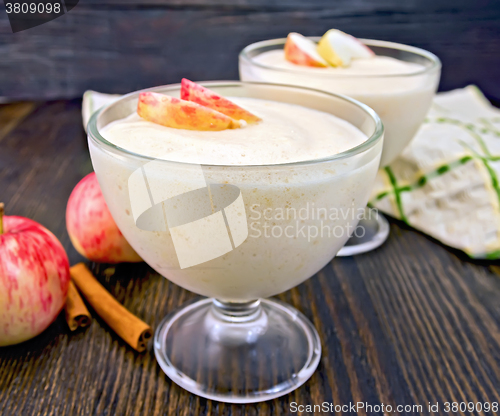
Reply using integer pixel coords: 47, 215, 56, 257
82, 90, 121, 132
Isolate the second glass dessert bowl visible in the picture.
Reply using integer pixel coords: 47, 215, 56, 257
87, 81, 383, 403
240, 38, 441, 255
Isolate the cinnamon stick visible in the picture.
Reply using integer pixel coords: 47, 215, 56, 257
65, 280, 92, 331
0, 202, 4, 235
70, 263, 152, 352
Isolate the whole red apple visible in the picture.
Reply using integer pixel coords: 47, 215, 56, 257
0, 204, 71, 346
66, 172, 142, 263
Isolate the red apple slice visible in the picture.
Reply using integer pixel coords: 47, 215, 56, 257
180, 79, 261, 124
284, 32, 328, 67
137, 92, 237, 131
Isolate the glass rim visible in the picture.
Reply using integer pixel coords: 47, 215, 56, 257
87, 80, 384, 169
239, 37, 441, 79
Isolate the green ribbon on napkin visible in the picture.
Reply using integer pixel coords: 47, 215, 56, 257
370, 86, 500, 259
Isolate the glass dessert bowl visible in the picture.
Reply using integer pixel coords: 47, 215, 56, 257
87, 81, 383, 403
240, 37, 441, 255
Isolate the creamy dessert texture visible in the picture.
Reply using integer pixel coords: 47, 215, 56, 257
240, 40, 440, 166
102, 97, 367, 165
255, 51, 423, 76
90, 91, 382, 301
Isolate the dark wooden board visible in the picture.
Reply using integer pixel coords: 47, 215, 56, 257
0, 0, 499, 103
0, 100, 499, 415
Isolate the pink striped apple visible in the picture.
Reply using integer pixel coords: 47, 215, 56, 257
0, 204, 71, 346
66, 172, 142, 263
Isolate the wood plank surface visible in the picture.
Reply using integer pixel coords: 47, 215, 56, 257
0, 99, 499, 415
0, 0, 499, 103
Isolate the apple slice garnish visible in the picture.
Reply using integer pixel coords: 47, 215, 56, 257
317, 29, 374, 67
137, 91, 238, 131
181, 79, 261, 124
284, 32, 328, 68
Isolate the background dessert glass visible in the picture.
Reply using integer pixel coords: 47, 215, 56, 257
87, 82, 383, 403
240, 38, 441, 255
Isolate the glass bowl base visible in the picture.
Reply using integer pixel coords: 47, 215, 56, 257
337, 208, 390, 256
154, 297, 321, 403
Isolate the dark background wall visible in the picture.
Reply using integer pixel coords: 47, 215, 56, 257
1, 0, 499, 103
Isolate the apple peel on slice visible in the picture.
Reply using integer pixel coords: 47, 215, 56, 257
181, 79, 261, 124
137, 91, 238, 131
317, 29, 374, 67
284, 32, 328, 68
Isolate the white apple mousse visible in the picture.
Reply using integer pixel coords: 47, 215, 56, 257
102, 96, 367, 165
240, 30, 440, 166
89, 81, 382, 301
